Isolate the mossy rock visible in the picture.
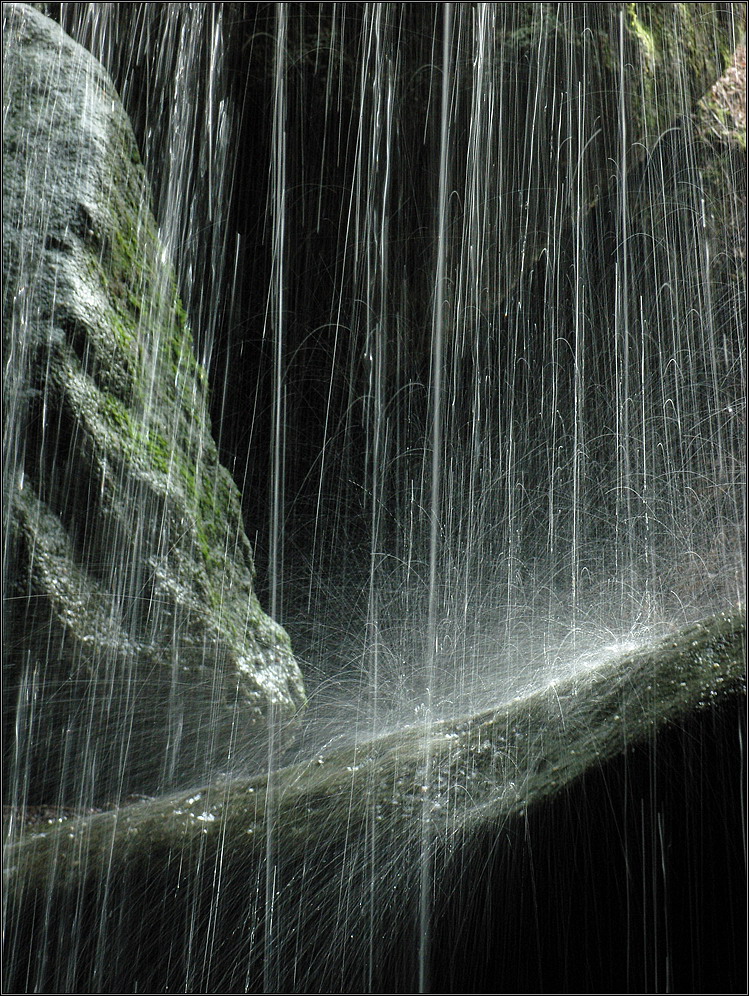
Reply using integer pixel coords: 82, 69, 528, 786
2, 2, 306, 805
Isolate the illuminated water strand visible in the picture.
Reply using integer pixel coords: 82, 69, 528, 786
264, 4, 287, 991
419, 4, 452, 991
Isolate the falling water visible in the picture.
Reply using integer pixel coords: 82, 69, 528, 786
224, 0, 745, 723
3, 3, 746, 993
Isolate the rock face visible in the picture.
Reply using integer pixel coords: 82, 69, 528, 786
492, 2, 742, 300
2, 2, 306, 805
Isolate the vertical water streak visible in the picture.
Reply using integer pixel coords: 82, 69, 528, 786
614, 9, 632, 615
571, 63, 587, 643
264, 5, 288, 990
419, 5, 453, 991
358, 6, 396, 984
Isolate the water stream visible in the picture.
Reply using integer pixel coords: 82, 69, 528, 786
3, 3, 745, 993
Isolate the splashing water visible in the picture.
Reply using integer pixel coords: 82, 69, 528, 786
3, 3, 746, 994
191, 0, 743, 739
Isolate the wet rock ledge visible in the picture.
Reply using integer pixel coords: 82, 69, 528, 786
4, 608, 745, 993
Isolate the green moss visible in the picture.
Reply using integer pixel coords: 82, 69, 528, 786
100, 393, 133, 434
109, 310, 137, 350
626, 3, 655, 66
98, 393, 171, 475
77, 79, 284, 657
88, 147, 216, 499
98, 383, 239, 592
620, 3, 742, 142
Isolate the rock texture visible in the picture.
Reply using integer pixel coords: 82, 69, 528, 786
482, 2, 742, 308
3, 609, 745, 993
2, 2, 306, 805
